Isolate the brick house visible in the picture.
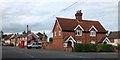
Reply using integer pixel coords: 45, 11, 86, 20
51, 10, 107, 51
4, 34, 15, 44
100, 31, 120, 46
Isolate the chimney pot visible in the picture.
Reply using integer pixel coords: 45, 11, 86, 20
75, 10, 83, 20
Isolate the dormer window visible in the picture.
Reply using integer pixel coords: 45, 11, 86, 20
90, 30, 96, 36
89, 26, 97, 36
75, 30, 82, 36
74, 25, 84, 36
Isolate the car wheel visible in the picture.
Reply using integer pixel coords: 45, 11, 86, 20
27, 47, 31, 49
36, 47, 38, 49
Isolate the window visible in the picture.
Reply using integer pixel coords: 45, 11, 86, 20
77, 40, 82, 44
54, 31, 56, 36
90, 40, 95, 44
59, 31, 61, 36
75, 30, 82, 36
90, 30, 96, 36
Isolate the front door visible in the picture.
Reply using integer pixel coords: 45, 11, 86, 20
67, 41, 72, 47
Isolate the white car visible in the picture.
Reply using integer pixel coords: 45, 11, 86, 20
27, 42, 42, 49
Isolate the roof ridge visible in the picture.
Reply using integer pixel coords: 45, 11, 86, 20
81, 20, 99, 22
56, 17, 99, 22
56, 17, 75, 20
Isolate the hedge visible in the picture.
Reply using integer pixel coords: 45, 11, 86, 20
74, 43, 114, 52
118, 44, 120, 50
96, 44, 114, 52
74, 43, 83, 52
82, 44, 91, 52
89, 44, 97, 52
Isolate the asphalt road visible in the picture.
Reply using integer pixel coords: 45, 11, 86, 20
2, 46, 118, 58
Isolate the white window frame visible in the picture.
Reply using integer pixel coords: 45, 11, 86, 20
54, 31, 56, 36
59, 31, 61, 36
90, 40, 95, 44
90, 30, 96, 36
75, 30, 82, 36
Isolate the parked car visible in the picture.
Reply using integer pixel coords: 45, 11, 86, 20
27, 42, 42, 49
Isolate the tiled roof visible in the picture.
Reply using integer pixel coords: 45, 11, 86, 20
56, 17, 106, 32
4, 34, 13, 40
108, 31, 120, 39
98, 35, 107, 43
28, 33, 39, 41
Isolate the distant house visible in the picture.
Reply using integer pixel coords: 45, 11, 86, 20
101, 31, 120, 46
19, 31, 41, 46
4, 34, 15, 44
51, 10, 107, 51
41, 32, 48, 42
28, 33, 40, 44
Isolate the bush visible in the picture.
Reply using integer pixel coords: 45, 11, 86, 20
102, 44, 113, 52
74, 44, 113, 52
89, 44, 97, 52
97, 44, 113, 52
96, 44, 103, 52
83, 44, 91, 52
117, 44, 120, 50
74, 44, 97, 52
74, 43, 83, 52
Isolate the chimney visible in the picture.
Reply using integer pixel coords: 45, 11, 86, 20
75, 10, 83, 20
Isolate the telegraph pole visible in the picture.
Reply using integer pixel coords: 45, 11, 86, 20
27, 25, 28, 46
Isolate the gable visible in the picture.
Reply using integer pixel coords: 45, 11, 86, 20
52, 20, 62, 32
102, 37, 111, 43
74, 25, 84, 31
65, 36, 76, 42
89, 26, 98, 31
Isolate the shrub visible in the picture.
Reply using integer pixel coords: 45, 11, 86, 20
102, 44, 113, 52
97, 44, 113, 52
89, 44, 97, 52
83, 44, 91, 52
117, 44, 120, 50
96, 44, 103, 52
74, 43, 83, 52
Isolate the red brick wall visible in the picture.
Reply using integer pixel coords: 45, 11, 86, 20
52, 20, 64, 51
63, 31, 74, 38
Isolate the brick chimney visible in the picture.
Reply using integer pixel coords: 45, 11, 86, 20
75, 10, 83, 20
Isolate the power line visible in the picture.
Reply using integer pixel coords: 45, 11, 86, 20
53, 0, 80, 16
44, 0, 80, 20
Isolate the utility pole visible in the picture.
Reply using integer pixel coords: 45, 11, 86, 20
27, 25, 28, 46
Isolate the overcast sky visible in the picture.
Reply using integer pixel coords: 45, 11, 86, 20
0, 0, 119, 38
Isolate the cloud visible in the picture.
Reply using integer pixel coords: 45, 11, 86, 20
0, 0, 119, 37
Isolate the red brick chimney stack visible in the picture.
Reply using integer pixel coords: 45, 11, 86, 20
75, 10, 83, 20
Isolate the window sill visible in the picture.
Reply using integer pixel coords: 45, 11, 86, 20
90, 35, 96, 37
75, 35, 82, 36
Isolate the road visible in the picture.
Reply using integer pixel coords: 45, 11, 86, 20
2, 46, 118, 58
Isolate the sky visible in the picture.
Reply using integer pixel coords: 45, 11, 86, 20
0, 0, 119, 38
